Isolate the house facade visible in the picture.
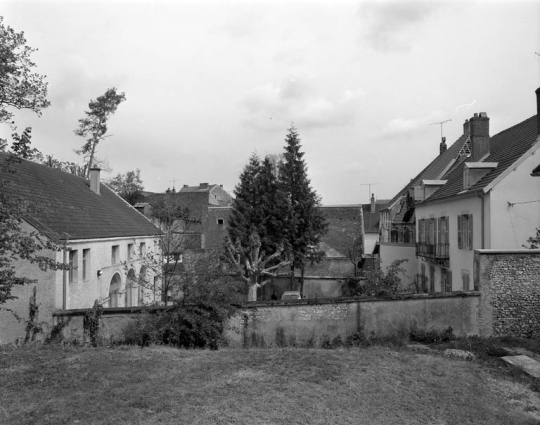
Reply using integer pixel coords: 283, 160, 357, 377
0, 157, 160, 344
378, 125, 471, 286
415, 91, 540, 292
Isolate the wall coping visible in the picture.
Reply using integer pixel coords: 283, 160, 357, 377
53, 292, 482, 316
244, 291, 481, 308
475, 249, 540, 254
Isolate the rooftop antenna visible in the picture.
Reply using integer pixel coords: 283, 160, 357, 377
430, 119, 452, 139
169, 178, 181, 190
359, 183, 382, 203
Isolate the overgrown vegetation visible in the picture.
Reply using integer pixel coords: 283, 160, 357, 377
361, 259, 409, 296
122, 254, 244, 349
409, 326, 455, 344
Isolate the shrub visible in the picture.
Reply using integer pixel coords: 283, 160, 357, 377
410, 326, 455, 344
123, 303, 227, 349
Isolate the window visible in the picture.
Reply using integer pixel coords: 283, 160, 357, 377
111, 245, 120, 264
127, 243, 134, 261
458, 214, 473, 250
68, 250, 78, 283
418, 219, 426, 243
217, 218, 224, 225
441, 268, 452, 293
462, 270, 470, 291
139, 242, 146, 256
429, 265, 435, 293
421, 264, 427, 292
82, 249, 90, 281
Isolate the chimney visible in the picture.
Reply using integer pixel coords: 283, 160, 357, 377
470, 112, 490, 162
463, 119, 469, 135
439, 137, 447, 155
536, 87, 540, 136
89, 168, 101, 195
199, 183, 209, 189
370, 193, 376, 213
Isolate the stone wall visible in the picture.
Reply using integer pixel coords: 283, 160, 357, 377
229, 294, 480, 348
475, 249, 540, 337
52, 293, 480, 347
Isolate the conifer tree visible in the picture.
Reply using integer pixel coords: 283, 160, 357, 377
278, 126, 328, 288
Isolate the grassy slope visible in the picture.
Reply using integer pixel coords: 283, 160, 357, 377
0, 345, 539, 425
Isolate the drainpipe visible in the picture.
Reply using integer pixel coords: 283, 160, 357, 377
62, 242, 68, 310
476, 191, 485, 249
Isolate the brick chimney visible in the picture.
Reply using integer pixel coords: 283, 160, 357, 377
89, 168, 101, 195
370, 193, 376, 213
470, 112, 490, 162
536, 87, 540, 136
463, 119, 470, 135
439, 137, 447, 155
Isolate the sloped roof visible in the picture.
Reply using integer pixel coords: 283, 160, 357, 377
383, 133, 471, 211
423, 115, 538, 203
0, 154, 159, 241
362, 203, 385, 233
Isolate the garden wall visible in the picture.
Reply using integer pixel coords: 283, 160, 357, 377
226, 294, 480, 348
475, 249, 540, 338
52, 294, 481, 347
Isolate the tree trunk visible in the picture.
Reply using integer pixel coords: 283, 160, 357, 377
290, 265, 295, 290
300, 263, 305, 296
248, 283, 258, 302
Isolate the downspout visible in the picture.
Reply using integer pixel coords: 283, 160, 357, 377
62, 242, 68, 310
476, 191, 485, 249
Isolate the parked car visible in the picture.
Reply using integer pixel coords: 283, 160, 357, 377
281, 291, 302, 300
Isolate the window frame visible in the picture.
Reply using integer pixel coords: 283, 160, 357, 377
82, 249, 90, 281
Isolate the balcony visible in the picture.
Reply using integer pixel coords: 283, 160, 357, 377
416, 242, 449, 259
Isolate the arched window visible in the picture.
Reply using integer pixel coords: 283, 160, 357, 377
109, 273, 122, 308
126, 269, 137, 307
138, 266, 147, 306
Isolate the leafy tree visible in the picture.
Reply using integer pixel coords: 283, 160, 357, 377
123, 251, 244, 349
132, 192, 202, 306
0, 17, 50, 133
278, 126, 328, 289
524, 227, 540, 249
1, 154, 68, 305
362, 259, 409, 297
106, 168, 144, 205
74, 87, 126, 177
0, 17, 67, 306
223, 232, 290, 302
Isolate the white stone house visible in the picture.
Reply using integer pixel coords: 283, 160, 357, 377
0, 155, 160, 344
414, 88, 540, 292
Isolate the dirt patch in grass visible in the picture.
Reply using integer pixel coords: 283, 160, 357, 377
0, 344, 539, 424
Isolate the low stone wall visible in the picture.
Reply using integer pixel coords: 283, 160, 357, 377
53, 293, 481, 347
227, 293, 481, 348
475, 249, 540, 338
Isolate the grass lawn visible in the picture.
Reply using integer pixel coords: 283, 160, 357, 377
1, 344, 539, 425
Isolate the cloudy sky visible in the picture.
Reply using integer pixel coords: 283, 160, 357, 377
2, 0, 539, 205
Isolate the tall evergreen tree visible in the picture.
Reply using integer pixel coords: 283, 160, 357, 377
278, 126, 328, 287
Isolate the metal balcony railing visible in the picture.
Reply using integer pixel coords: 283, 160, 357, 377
416, 242, 449, 259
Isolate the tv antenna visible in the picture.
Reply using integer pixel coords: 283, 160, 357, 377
359, 183, 382, 203
430, 119, 452, 138
169, 178, 181, 190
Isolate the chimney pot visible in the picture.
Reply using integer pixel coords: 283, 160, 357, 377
440, 137, 447, 155
89, 168, 101, 195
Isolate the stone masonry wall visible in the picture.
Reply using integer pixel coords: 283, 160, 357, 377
475, 249, 540, 337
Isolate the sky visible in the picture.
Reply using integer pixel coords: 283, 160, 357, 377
1, 0, 539, 205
